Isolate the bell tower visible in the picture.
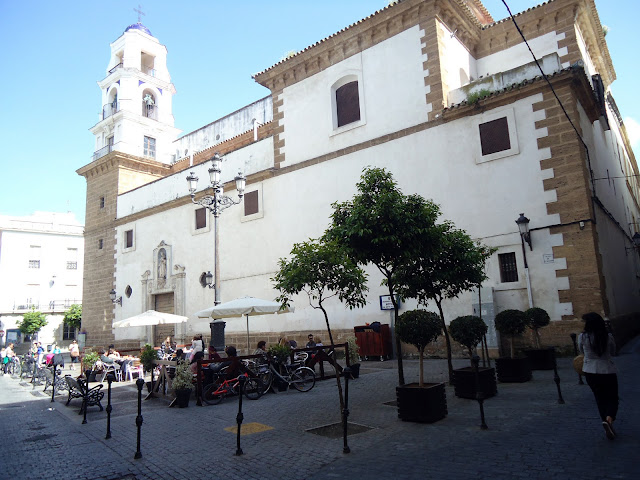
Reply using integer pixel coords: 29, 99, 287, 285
90, 22, 181, 164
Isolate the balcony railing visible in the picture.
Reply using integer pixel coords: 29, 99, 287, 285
102, 101, 120, 120
92, 143, 113, 161
143, 104, 158, 120
109, 62, 123, 74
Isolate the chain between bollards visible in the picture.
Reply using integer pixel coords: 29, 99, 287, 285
342, 367, 351, 454
552, 348, 565, 404
134, 377, 144, 459
472, 355, 488, 430
235, 375, 245, 456
105, 374, 114, 439
569, 333, 584, 385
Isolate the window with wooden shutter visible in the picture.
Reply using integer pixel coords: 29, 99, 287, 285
479, 117, 510, 156
336, 81, 360, 128
244, 190, 259, 216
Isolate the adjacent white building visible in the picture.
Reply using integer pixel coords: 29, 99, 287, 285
0, 212, 84, 350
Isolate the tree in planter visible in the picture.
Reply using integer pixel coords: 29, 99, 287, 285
63, 304, 82, 331
525, 307, 550, 349
494, 309, 528, 358
18, 308, 47, 340
396, 225, 494, 384
139, 344, 157, 373
448, 315, 488, 362
272, 237, 367, 414
326, 167, 441, 386
395, 310, 442, 386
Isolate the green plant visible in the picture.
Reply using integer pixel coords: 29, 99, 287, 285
525, 307, 550, 349
18, 308, 47, 337
63, 304, 82, 330
171, 361, 194, 391
467, 88, 492, 105
345, 337, 360, 365
449, 315, 488, 361
82, 350, 100, 371
268, 343, 291, 363
494, 309, 528, 358
395, 310, 442, 386
139, 344, 158, 372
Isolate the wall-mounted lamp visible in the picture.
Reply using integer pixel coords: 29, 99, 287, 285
202, 271, 215, 289
625, 232, 640, 252
516, 213, 532, 250
109, 289, 122, 306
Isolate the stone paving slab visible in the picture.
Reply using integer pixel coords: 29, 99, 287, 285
1, 346, 638, 480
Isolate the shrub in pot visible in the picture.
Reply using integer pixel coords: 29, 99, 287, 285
82, 350, 100, 382
394, 309, 447, 423
523, 307, 554, 370
345, 337, 361, 379
171, 361, 194, 408
448, 315, 497, 399
494, 309, 532, 382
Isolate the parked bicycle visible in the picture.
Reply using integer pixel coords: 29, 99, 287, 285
202, 371, 263, 405
251, 357, 315, 394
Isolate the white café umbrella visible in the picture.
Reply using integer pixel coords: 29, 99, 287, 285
195, 296, 294, 353
112, 310, 189, 328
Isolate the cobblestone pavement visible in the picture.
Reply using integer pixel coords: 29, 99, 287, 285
1, 339, 638, 480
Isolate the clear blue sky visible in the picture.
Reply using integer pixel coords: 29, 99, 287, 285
0, 0, 637, 223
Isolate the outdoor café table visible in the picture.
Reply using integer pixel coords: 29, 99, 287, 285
145, 359, 177, 400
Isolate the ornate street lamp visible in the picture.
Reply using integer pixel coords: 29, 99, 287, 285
109, 289, 122, 306
515, 213, 533, 308
187, 153, 246, 344
515, 213, 532, 250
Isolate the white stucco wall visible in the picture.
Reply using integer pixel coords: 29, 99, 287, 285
438, 19, 477, 91
281, 25, 429, 166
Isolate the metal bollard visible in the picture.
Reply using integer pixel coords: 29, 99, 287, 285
342, 367, 351, 454
134, 378, 144, 459
235, 375, 245, 456
472, 355, 488, 430
82, 375, 89, 425
105, 374, 114, 439
552, 348, 565, 404
569, 333, 584, 385
51, 366, 57, 403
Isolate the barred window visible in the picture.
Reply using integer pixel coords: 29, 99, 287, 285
498, 252, 518, 283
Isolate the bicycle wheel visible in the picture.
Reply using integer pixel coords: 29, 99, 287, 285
257, 367, 273, 395
202, 383, 224, 405
291, 367, 315, 392
243, 378, 263, 400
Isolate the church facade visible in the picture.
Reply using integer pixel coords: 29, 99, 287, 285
78, 0, 640, 353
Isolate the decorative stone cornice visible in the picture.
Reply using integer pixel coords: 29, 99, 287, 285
76, 151, 172, 179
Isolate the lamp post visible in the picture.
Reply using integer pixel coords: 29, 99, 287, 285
515, 213, 534, 308
187, 153, 246, 345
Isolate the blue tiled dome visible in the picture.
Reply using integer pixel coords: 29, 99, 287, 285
124, 23, 153, 36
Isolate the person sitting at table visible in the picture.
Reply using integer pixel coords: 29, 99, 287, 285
99, 349, 115, 365
253, 341, 268, 364
107, 344, 121, 360
173, 348, 185, 363
208, 345, 222, 362
189, 351, 204, 374
306, 334, 316, 349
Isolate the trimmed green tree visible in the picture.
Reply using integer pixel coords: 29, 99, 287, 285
326, 167, 441, 385
18, 308, 47, 338
395, 310, 442, 386
272, 237, 368, 414
449, 315, 488, 363
397, 225, 494, 383
525, 307, 550, 349
494, 309, 528, 358
63, 304, 82, 330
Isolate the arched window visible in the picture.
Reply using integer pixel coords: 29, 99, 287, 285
142, 90, 157, 120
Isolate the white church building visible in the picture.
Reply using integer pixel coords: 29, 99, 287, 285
77, 0, 640, 353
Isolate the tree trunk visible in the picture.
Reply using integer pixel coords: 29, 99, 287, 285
436, 299, 454, 384
321, 305, 345, 414
534, 328, 541, 349
510, 337, 515, 359
419, 347, 424, 387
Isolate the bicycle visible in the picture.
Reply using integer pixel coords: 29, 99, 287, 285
202, 371, 263, 405
258, 358, 316, 394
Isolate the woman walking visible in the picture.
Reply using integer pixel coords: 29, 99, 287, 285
578, 312, 619, 439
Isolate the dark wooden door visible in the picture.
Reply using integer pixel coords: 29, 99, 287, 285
154, 293, 175, 346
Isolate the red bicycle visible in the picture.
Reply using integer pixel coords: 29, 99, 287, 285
202, 371, 263, 405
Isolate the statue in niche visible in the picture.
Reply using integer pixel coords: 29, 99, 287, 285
157, 248, 167, 287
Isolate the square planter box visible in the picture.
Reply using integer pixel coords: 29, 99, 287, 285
396, 382, 447, 423
524, 348, 556, 370
495, 357, 532, 383
452, 367, 497, 399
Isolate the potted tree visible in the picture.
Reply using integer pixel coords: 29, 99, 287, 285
81, 350, 100, 382
139, 344, 157, 391
345, 337, 361, 379
494, 309, 532, 382
523, 307, 554, 370
448, 315, 497, 399
171, 361, 194, 408
394, 309, 447, 423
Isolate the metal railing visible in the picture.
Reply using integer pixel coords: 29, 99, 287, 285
108, 63, 123, 74
143, 104, 158, 120
102, 101, 120, 120
92, 144, 113, 161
